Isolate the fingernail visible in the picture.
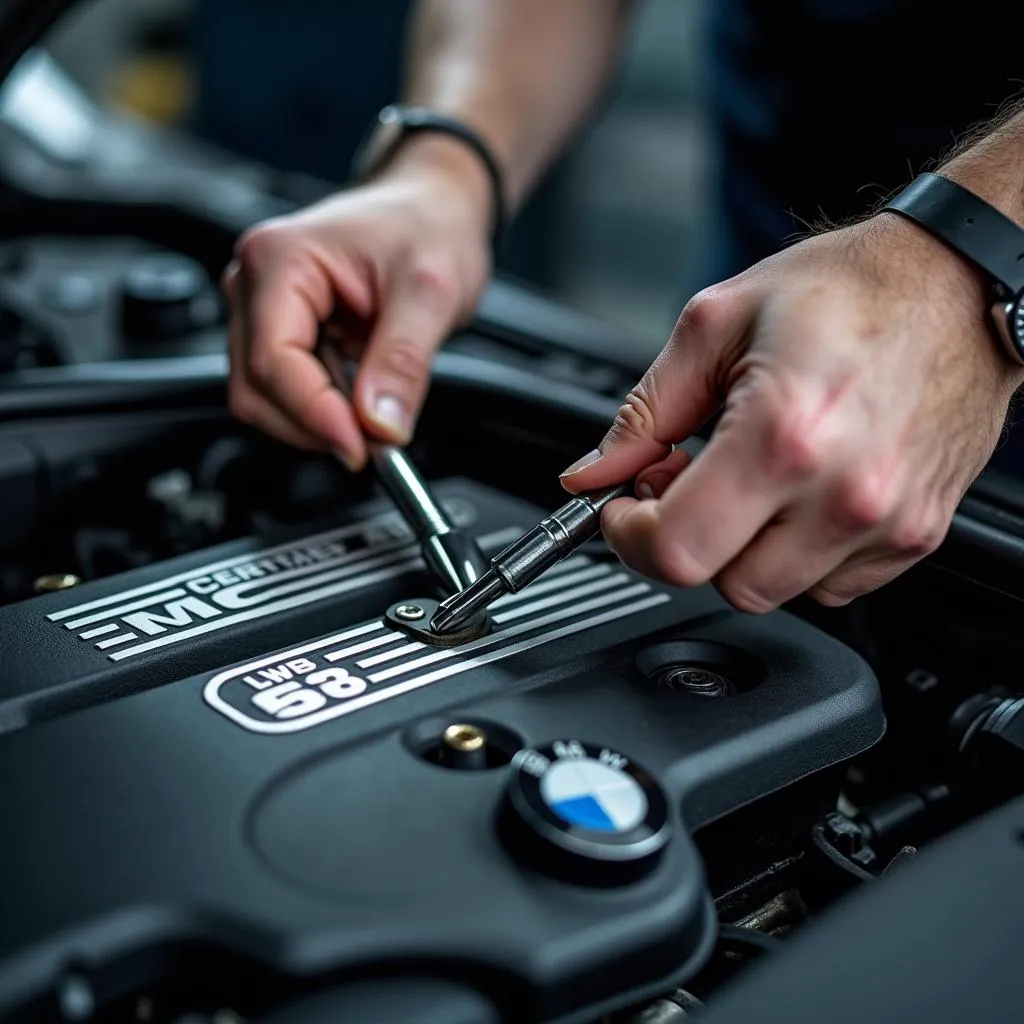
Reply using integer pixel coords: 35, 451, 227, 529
368, 394, 410, 439
637, 482, 654, 500
559, 449, 602, 478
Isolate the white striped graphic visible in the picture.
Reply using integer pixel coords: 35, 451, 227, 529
78, 623, 120, 639
59, 518, 522, 661
66, 589, 189, 630
203, 561, 670, 734
47, 497, 478, 621
95, 632, 139, 649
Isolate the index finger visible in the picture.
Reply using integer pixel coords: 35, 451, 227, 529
238, 255, 367, 465
602, 418, 786, 587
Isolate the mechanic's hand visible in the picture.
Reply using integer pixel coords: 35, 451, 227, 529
223, 136, 493, 469
561, 213, 1024, 611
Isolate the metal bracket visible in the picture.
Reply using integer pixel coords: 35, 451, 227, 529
385, 597, 491, 647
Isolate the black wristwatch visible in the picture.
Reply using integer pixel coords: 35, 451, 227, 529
885, 172, 1024, 366
351, 104, 507, 249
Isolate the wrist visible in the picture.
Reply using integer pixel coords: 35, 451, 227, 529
355, 105, 509, 248
375, 132, 495, 245
881, 166, 1024, 381
874, 212, 1024, 393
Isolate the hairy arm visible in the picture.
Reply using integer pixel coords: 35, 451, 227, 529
935, 101, 1024, 223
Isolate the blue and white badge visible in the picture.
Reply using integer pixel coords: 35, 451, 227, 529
540, 756, 648, 833
505, 740, 670, 881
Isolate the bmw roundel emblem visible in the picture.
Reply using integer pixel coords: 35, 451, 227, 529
539, 752, 648, 832
500, 739, 671, 885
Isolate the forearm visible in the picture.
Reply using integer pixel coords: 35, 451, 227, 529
399, 0, 635, 213
939, 101, 1024, 222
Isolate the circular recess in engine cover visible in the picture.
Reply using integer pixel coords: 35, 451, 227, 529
499, 740, 671, 886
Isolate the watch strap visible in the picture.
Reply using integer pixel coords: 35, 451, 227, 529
885, 173, 1024, 296
353, 105, 507, 250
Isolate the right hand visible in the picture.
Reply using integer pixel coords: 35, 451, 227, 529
223, 135, 494, 470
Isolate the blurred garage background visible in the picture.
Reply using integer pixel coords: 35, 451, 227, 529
45, 0, 715, 361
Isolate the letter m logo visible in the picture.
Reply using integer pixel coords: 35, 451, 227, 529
122, 595, 222, 635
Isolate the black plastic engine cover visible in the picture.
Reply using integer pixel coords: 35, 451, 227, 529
0, 480, 528, 733
0, 480, 884, 1023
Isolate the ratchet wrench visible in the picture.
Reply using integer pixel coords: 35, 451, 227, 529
317, 342, 489, 596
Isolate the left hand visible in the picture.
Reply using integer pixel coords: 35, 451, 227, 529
560, 213, 1024, 612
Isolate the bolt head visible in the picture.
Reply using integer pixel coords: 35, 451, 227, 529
394, 603, 425, 621
33, 573, 82, 593
443, 723, 486, 752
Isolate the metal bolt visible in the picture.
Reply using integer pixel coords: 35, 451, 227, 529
33, 573, 82, 593
438, 723, 488, 770
655, 664, 732, 697
394, 603, 426, 621
443, 723, 486, 752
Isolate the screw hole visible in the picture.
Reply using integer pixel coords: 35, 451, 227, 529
965, 217, 974, 225
636, 640, 763, 696
653, 664, 734, 696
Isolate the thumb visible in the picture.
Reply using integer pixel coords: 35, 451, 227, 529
560, 286, 751, 492
353, 264, 461, 444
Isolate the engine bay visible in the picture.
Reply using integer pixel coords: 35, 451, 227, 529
4, 14, 1024, 1024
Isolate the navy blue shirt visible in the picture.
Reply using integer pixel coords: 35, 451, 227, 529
707, 0, 1024, 473
706, 0, 1023, 282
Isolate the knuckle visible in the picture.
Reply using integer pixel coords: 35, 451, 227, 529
377, 338, 431, 385
647, 531, 710, 589
830, 470, 897, 532
406, 260, 459, 310
671, 286, 729, 347
886, 506, 949, 556
814, 584, 855, 608
234, 220, 290, 270
762, 405, 830, 481
717, 577, 778, 615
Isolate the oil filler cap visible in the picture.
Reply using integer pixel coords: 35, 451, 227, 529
499, 740, 670, 886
